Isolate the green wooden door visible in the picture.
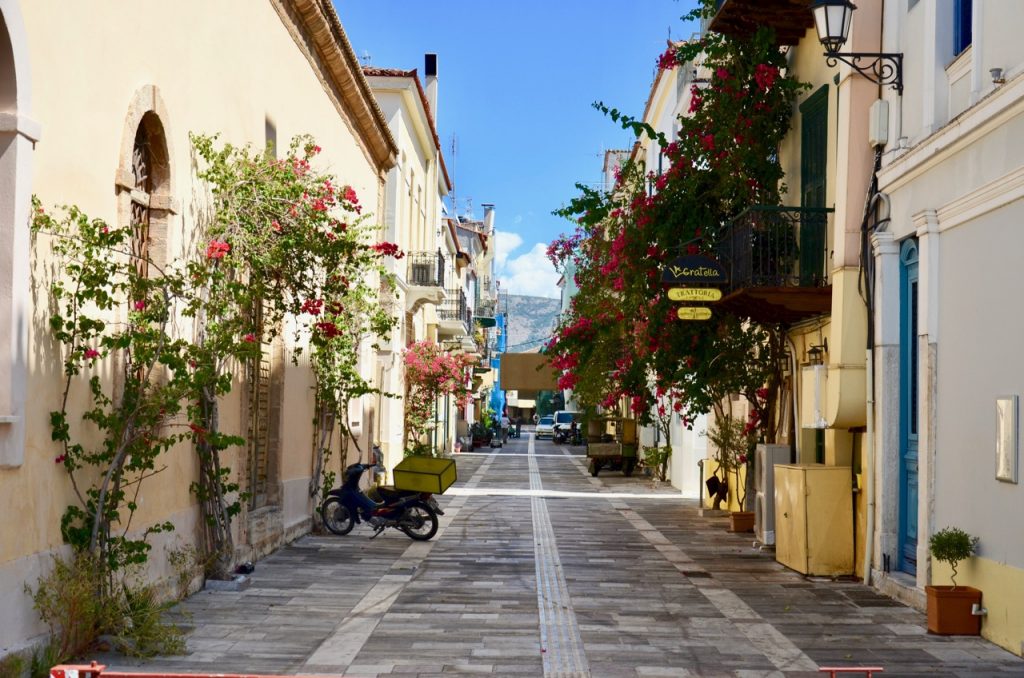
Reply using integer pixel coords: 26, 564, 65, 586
800, 85, 828, 286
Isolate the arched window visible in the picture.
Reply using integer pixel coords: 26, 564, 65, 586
0, 2, 37, 469
116, 87, 173, 279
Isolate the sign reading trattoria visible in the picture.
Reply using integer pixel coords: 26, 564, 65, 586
660, 255, 727, 284
667, 287, 723, 302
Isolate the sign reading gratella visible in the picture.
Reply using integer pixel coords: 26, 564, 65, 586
660, 255, 727, 284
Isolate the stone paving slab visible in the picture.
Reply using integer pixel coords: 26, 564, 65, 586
88, 434, 1024, 677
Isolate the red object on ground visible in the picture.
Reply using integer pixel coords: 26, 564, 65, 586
819, 668, 885, 677
51, 663, 335, 678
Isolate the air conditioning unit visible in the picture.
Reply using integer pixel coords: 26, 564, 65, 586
755, 443, 791, 546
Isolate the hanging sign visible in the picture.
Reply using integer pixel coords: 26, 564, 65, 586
661, 255, 727, 284
677, 307, 713, 321
668, 287, 723, 302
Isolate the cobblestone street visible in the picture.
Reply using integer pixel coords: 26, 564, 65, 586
98, 432, 1024, 677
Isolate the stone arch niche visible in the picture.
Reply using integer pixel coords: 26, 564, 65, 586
115, 86, 176, 277
0, 1, 38, 468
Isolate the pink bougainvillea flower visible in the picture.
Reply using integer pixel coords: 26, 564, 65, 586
206, 239, 231, 259
55, 454, 66, 464
271, 220, 282, 232
243, 333, 257, 343
133, 300, 146, 311
83, 348, 100, 359
343, 186, 359, 204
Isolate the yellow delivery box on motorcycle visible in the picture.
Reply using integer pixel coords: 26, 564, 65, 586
393, 456, 457, 494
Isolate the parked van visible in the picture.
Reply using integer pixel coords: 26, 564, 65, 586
552, 410, 580, 436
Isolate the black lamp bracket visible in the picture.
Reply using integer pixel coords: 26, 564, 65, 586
824, 51, 903, 95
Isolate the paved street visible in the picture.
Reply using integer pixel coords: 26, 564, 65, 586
99, 432, 1024, 677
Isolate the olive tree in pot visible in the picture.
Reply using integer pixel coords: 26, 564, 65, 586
927, 527, 982, 635
706, 415, 757, 531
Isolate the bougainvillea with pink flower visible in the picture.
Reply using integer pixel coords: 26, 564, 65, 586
33, 134, 401, 585
403, 340, 472, 455
546, 2, 803, 475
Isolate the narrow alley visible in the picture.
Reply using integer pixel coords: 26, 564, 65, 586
96, 432, 1024, 678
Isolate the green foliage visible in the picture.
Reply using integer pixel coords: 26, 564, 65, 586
929, 527, 979, 589
29, 553, 183, 664
642, 445, 672, 481
0, 653, 26, 678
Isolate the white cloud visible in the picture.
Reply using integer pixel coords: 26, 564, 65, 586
494, 229, 523, 269
498, 243, 560, 299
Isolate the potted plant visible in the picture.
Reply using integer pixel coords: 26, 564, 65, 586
706, 415, 757, 531
926, 527, 982, 635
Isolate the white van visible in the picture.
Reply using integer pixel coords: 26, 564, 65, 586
552, 410, 580, 437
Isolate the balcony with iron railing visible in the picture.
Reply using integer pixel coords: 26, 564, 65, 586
709, 0, 813, 46
406, 250, 446, 287
404, 250, 446, 313
713, 205, 833, 324
438, 288, 472, 337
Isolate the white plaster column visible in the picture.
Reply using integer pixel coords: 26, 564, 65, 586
970, 0, 985, 105
913, 209, 941, 589
871, 230, 900, 575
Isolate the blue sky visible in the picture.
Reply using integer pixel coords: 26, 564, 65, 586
335, 0, 701, 297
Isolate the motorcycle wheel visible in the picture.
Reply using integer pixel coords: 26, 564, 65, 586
321, 497, 355, 535
399, 501, 439, 541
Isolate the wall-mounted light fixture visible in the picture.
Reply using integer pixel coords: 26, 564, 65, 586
811, 0, 904, 95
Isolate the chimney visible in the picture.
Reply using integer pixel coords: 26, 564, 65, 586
425, 53, 438, 123
482, 203, 495, 234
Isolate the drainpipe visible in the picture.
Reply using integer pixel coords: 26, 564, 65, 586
786, 335, 801, 464
863, 347, 875, 585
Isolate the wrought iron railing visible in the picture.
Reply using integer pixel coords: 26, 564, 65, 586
715, 206, 833, 292
475, 298, 496, 318
439, 288, 472, 333
406, 250, 445, 287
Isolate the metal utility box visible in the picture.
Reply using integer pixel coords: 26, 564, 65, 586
774, 464, 853, 576
393, 456, 457, 494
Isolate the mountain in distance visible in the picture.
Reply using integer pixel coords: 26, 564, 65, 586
503, 294, 560, 353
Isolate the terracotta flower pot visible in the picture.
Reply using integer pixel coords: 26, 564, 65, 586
926, 585, 982, 635
729, 510, 755, 533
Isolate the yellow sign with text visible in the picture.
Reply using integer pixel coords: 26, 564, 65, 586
677, 307, 713, 321
668, 287, 722, 302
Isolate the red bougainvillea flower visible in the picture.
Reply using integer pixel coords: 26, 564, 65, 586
55, 454, 66, 464
657, 47, 680, 71
756, 387, 769, 400
738, 454, 748, 464
316, 321, 342, 338
243, 333, 257, 343
754, 63, 779, 91
301, 298, 324, 316
83, 348, 100, 359
343, 186, 359, 204
133, 300, 146, 311
206, 239, 231, 259
372, 242, 404, 259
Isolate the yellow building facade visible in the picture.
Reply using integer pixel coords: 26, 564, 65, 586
0, 0, 397, 655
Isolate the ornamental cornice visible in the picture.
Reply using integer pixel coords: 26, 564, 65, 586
272, 0, 398, 174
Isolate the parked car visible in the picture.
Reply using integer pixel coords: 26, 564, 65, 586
535, 415, 555, 439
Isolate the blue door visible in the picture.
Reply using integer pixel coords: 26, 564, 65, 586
898, 239, 919, 575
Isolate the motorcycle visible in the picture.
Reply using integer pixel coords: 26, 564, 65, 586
320, 461, 443, 541
553, 426, 584, 446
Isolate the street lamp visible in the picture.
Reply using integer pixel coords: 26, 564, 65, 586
811, 0, 903, 95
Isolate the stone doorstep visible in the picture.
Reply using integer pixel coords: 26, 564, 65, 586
203, 573, 252, 592
874, 569, 927, 612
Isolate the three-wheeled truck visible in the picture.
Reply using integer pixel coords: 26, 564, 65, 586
586, 417, 639, 477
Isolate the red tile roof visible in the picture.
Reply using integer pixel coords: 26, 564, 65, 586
363, 66, 452, 191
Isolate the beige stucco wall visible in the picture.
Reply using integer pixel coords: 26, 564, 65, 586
0, 0, 390, 654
